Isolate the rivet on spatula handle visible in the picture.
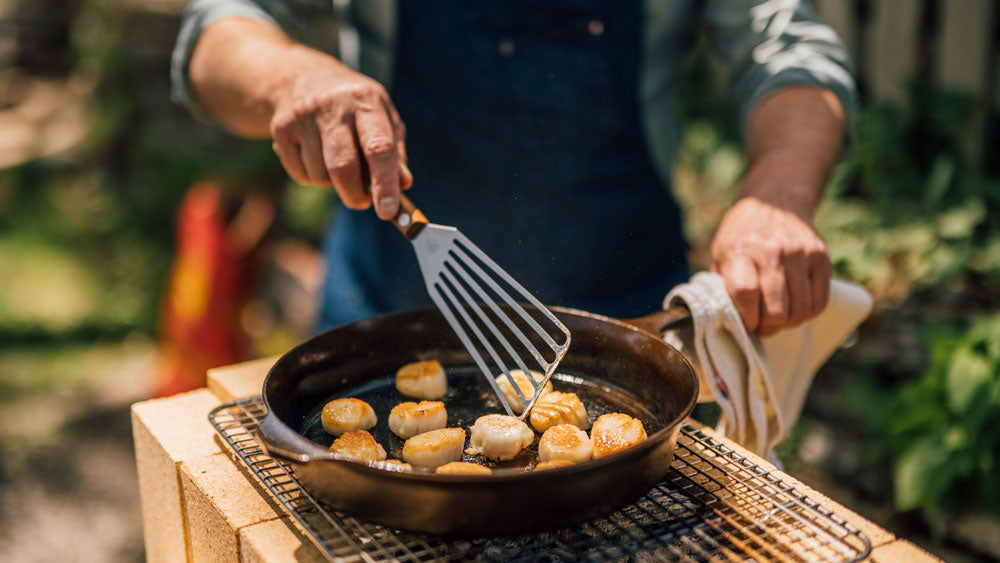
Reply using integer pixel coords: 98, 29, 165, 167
393, 194, 429, 239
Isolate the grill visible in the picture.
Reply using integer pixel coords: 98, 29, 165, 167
209, 397, 871, 562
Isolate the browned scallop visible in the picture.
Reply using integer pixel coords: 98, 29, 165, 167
538, 424, 593, 463
388, 400, 447, 439
494, 369, 552, 414
328, 430, 387, 463
533, 459, 575, 471
402, 427, 466, 468
590, 413, 647, 459
465, 414, 535, 460
396, 360, 448, 399
435, 461, 492, 475
528, 391, 590, 433
321, 398, 377, 436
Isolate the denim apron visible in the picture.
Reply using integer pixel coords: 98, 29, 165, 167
318, 0, 689, 330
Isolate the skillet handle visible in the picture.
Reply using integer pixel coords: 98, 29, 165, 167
257, 411, 330, 463
623, 305, 692, 337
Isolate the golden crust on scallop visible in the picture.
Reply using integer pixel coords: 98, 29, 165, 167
534, 459, 575, 471
402, 427, 466, 468
396, 360, 448, 399
528, 391, 590, 433
329, 430, 387, 463
435, 461, 492, 475
391, 400, 445, 418
321, 398, 377, 436
495, 369, 552, 414
590, 413, 647, 459
538, 424, 593, 463
388, 400, 448, 439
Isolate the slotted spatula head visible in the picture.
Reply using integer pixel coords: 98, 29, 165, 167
393, 196, 571, 418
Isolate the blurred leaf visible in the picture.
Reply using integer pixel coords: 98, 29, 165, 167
937, 200, 986, 240
894, 433, 952, 511
924, 156, 956, 206
702, 145, 744, 195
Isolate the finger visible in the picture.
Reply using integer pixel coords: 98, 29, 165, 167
810, 251, 832, 316
757, 260, 789, 337
294, 119, 332, 187
355, 107, 401, 219
718, 254, 761, 333
271, 139, 309, 185
783, 250, 812, 327
380, 98, 412, 191
382, 98, 408, 164
399, 161, 413, 190
321, 124, 368, 209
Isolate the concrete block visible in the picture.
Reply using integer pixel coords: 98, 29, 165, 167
180, 453, 283, 562
240, 518, 327, 563
870, 539, 942, 562
207, 356, 277, 401
131, 389, 224, 563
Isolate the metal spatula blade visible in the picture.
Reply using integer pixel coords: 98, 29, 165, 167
392, 196, 571, 418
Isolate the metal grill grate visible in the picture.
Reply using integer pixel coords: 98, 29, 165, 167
209, 397, 871, 562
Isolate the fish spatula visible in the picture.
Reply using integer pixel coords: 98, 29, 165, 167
392, 195, 571, 418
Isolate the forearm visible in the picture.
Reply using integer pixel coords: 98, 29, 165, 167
740, 86, 846, 220
188, 17, 344, 138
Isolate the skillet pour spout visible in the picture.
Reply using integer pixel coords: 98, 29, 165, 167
257, 306, 698, 536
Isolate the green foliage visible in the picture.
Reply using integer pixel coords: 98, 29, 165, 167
817, 83, 1000, 300
0, 0, 293, 343
889, 315, 1000, 526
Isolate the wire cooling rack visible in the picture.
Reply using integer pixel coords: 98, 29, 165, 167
209, 398, 871, 562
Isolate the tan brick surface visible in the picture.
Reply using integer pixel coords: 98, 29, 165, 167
240, 518, 327, 563
131, 389, 225, 563
180, 452, 283, 562
869, 539, 943, 562
207, 356, 277, 401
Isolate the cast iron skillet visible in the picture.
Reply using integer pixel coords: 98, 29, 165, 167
257, 305, 697, 536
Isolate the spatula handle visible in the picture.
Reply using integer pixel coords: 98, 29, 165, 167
392, 194, 429, 239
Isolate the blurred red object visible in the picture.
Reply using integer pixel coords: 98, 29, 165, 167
153, 182, 274, 398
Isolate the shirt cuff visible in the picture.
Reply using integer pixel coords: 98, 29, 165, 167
170, 1, 281, 120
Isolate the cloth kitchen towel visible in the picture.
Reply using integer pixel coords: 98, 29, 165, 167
663, 272, 873, 457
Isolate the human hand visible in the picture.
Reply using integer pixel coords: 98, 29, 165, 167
268, 56, 412, 219
709, 197, 831, 336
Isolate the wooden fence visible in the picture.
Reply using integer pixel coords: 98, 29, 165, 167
813, 0, 997, 165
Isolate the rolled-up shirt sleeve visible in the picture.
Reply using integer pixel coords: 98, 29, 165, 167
705, 0, 858, 132
170, 0, 325, 117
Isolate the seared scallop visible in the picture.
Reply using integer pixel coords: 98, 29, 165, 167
329, 430, 386, 463
590, 413, 647, 459
528, 391, 590, 433
388, 401, 447, 439
435, 461, 492, 475
534, 459, 575, 471
495, 369, 553, 414
321, 398, 377, 436
465, 414, 535, 461
402, 427, 466, 468
396, 360, 448, 399
538, 424, 593, 463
